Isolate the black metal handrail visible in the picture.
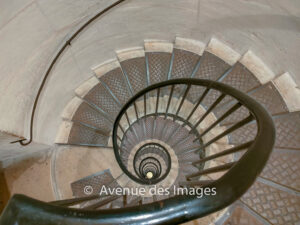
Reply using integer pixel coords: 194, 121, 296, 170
1, 79, 275, 225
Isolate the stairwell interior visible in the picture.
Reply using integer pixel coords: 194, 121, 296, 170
0, 1, 299, 225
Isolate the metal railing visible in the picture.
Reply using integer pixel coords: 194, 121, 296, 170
1, 79, 275, 225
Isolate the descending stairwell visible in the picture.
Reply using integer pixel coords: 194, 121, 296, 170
1, 37, 300, 225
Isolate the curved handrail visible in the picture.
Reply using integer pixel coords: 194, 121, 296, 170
12, 0, 126, 146
1, 79, 275, 225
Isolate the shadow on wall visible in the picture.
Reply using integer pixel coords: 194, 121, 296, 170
0, 170, 10, 213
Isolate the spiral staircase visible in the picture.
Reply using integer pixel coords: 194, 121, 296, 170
1, 36, 300, 225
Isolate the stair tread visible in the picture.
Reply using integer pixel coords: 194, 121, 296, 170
83, 82, 120, 120
194, 51, 231, 80
223, 205, 264, 225
221, 62, 261, 93
120, 56, 147, 95
170, 48, 200, 79
241, 180, 300, 225
72, 101, 112, 134
146, 52, 172, 85
229, 112, 300, 150
216, 81, 289, 126
99, 67, 132, 106
67, 122, 110, 147
260, 149, 300, 191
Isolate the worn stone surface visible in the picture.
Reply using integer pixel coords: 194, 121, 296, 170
0, 131, 51, 168
3, 151, 55, 202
